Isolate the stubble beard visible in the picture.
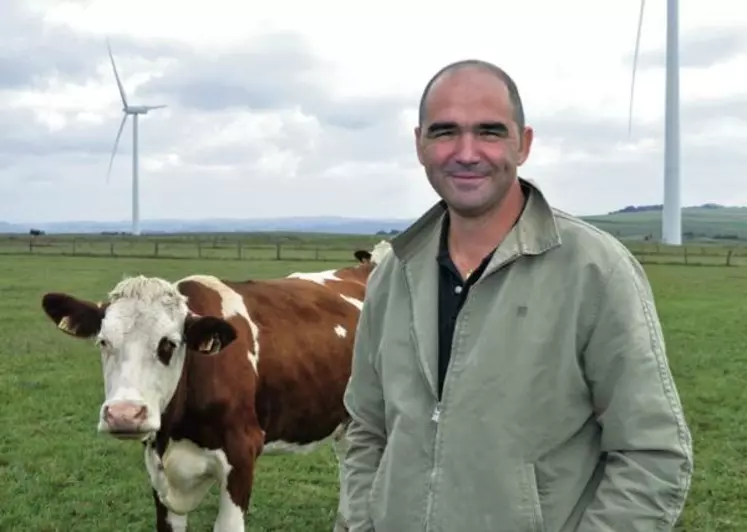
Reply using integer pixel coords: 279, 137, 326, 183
426, 165, 515, 220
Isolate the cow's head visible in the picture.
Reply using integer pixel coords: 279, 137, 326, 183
354, 239, 392, 266
40, 275, 237, 441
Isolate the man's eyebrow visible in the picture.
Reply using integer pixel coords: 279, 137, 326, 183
426, 121, 458, 134
425, 121, 510, 135
477, 121, 509, 132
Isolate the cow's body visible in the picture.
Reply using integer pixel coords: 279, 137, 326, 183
40, 242, 391, 532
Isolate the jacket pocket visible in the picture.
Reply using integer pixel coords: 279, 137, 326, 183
367, 444, 390, 522
520, 463, 546, 532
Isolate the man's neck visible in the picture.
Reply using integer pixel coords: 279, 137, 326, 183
447, 179, 526, 272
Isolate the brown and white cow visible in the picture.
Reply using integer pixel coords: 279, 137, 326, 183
39, 241, 391, 532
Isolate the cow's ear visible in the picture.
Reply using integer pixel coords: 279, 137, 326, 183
41, 292, 105, 338
354, 250, 371, 263
183, 315, 237, 355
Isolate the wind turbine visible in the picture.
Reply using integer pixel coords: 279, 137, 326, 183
105, 41, 167, 236
629, 0, 681, 245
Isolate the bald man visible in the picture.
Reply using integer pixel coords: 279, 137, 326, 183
339, 59, 693, 532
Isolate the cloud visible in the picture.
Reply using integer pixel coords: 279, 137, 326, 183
0, 1, 183, 93
633, 26, 747, 70
1, 0, 746, 227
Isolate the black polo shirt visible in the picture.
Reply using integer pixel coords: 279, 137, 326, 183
436, 214, 495, 400
436, 190, 528, 400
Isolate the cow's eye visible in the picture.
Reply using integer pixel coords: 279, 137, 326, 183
157, 337, 177, 365
96, 337, 109, 349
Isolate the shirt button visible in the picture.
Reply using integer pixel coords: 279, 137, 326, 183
454, 285, 463, 294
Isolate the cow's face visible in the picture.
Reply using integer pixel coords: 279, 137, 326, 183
41, 279, 236, 441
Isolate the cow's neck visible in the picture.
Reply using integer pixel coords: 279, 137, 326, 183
153, 358, 191, 455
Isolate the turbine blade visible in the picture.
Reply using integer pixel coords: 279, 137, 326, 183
106, 113, 128, 184
107, 40, 129, 108
628, 0, 646, 138
144, 104, 167, 110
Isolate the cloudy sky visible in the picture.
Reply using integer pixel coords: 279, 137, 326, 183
2, 0, 746, 224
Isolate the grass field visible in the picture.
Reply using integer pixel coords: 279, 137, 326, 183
1, 251, 746, 530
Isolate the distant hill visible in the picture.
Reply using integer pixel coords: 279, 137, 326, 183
607, 202, 726, 215
583, 204, 747, 242
0, 216, 414, 236
3, 204, 747, 243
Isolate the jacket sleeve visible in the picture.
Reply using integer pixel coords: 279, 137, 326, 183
576, 253, 694, 531
341, 288, 387, 532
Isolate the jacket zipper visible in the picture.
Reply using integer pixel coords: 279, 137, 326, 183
422, 290, 470, 531
422, 253, 522, 530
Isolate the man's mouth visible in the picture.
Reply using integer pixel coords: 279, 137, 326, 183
451, 173, 486, 180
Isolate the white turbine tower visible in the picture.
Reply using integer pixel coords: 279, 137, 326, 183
629, 0, 682, 245
105, 41, 167, 236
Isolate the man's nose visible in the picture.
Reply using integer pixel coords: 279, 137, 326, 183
454, 133, 480, 164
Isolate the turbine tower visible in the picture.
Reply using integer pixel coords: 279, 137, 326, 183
629, 0, 681, 245
105, 41, 167, 236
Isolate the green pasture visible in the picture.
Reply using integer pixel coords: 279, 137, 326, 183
0, 250, 745, 530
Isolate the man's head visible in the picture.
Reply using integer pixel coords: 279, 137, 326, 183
40, 276, 237, 441
415, 59, 534, 219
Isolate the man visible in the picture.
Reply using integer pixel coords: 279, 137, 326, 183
340, 59, 693, 532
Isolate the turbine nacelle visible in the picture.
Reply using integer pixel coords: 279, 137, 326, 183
124, 105, 168, 115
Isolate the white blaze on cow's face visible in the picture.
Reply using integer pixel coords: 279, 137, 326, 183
96, 290, 190, 438
41, 275, 238, 442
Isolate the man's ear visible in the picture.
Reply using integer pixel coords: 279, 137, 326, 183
517, 125, 534, 166
41, 292, 105, 338
414, 125, 425, 166
183, 315, 237, 355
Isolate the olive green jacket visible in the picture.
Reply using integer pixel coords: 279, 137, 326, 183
342, 178, 693, 532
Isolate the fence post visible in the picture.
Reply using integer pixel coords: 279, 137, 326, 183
29, 238, 33, 253
683, 247, 688, 265
726, 249, 733, 267
275, 243, 281, 260
237, 241, 242, 260
110, 241, 115, 256
154, 241, 159, 257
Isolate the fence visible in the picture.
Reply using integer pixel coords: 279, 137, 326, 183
0, 236, 746, 266
0, 236, 377, 263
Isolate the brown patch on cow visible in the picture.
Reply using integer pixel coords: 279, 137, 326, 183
177, 280, 223, 316
222, 277, 359, 444
334, 261, 375, 286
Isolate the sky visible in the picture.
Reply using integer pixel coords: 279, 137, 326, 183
1, 0, 746, 224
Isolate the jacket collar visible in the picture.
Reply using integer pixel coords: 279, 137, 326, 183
390, 177, 562, 264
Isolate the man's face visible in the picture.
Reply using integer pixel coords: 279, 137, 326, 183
415, 67, 534, 219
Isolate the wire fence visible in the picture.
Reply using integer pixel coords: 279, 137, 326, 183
1, 235, 746, 266
0, 236, 377, 262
